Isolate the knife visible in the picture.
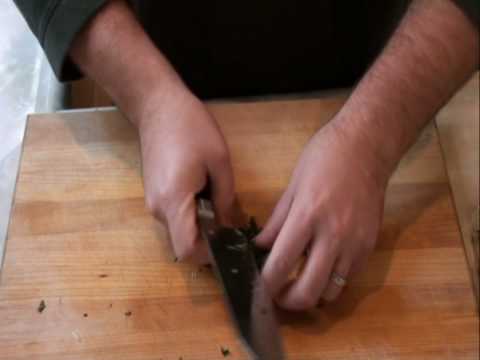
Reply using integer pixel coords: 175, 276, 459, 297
197, 191, 285, 360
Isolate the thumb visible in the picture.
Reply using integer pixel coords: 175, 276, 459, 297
166, 193, 209, 263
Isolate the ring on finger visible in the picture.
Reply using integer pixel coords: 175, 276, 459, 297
331, 272, 347, 287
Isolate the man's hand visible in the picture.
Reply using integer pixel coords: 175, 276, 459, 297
258, 0, 478, 311
257, 120, 386, 310
138, 87, 234, 263
70, 0, 235, 263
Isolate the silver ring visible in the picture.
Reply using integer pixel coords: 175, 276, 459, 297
331, 272, 347, 287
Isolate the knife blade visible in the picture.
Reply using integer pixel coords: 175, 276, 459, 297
197, 197, 285, 360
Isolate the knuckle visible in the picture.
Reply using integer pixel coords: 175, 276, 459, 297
144, 187, 178, 221
350, 248, 371, 274
264, 260, 291, 295
291, 289, 318, 310
269, 256, 292, 279
156, 183, 177, 203
363, 238, 376, 254
145, 190, 161, 208
176, 235, 198, 261
213, 147, 230, 165
148, 184, 182, 214
290, 203, 316, 229
358, 232, 377, 255
144, 195, 156, 214
352, 258, 368, 274
145, 195, 163, 220
329, 216, 349, 240
301, 196, 322, 217
323, 293, 335, 303
323, 291, 339, 303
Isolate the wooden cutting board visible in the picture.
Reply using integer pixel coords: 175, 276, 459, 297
0, 96, 478, 360
436, 73, 479, 299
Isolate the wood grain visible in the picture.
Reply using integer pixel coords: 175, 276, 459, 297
436, 72, 479, 300
0, 97, 478, 360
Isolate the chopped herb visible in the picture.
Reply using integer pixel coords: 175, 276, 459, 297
37, 300, 46, 313
239, 217, 261, 240
221, 346, 231, 357
238, 217, 270, 269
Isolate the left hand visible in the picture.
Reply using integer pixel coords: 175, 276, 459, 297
256, 119, 389, 310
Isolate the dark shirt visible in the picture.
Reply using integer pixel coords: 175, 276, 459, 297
12, 0, 479, 99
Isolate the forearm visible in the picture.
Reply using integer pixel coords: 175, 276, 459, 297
335, 0, 478, 180
70, 0, 185, 128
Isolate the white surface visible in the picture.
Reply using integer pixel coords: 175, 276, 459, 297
0, 0, 66, 267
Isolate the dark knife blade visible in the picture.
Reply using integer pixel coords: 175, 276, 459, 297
197, 198, 285, 360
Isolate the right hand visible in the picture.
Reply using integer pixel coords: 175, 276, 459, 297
67, 0, 235, 263
135, 85, 235, 263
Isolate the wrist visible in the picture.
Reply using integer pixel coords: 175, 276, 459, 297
69, 0, 188, 130
134, 79, 198, 136
122, 74, 187, 130
330, 105, 399, 189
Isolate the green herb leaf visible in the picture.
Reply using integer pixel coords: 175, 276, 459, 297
37, 300, 46, 313
220, 346, 231, 357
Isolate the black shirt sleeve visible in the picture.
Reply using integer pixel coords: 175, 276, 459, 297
13, 0, 108, 82
454, 0, 479, 27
